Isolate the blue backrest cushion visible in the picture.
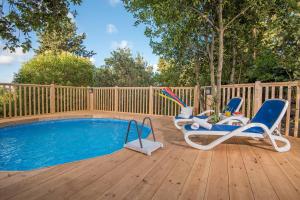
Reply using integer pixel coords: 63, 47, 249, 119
225, 98, 242, 114
250, 99, 286, 129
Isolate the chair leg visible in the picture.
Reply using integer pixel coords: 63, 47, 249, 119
174, 121, 183, 129
267, 134, 291, 152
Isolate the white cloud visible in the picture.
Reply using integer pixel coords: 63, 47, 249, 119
0, 47, 33, 66
153, 63, 158, 72
67, 12, 75, 23
0, 55, 14, 64
111, 40, 133, 49
109, 0, 120, 6
89, 57, 96, 64
106, 24, 118, 34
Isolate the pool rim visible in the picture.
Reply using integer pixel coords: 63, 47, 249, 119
0, 114, 153, 172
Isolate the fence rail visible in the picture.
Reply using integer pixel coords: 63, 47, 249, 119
1, 81, 299, 137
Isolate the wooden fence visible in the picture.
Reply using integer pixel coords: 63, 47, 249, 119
1, 81, 299, 137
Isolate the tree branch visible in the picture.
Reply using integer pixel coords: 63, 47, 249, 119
224, 5, 251, 30
189, 6, 219, 31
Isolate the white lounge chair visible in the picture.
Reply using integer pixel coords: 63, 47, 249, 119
173, 97, 244, 129
182, 99, 291, 152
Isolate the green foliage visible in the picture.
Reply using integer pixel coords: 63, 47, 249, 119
93, 68, 116, 87
207, 95, 220, 124
14, 51, 94, 86
0, 0, 81, 52
35, 19, 95, 57
94, 48, 153, 87
154, 58, 210, 86
246, 50, 291, 82
124, 0, 300, 88
0, 87, 15, 117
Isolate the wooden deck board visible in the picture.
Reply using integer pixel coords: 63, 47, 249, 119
151, 148, 199, 200
227, 140, 254, 200
1, 112, 300, 200
122, 146, 184, 200
204, 144, 229, 200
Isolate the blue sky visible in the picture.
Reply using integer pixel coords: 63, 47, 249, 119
0, 0, 158, 82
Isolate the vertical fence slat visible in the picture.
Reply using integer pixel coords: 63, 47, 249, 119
42, 87, 45, 114
294, 84, 300, 137
285, 86, 292, 135
24, 86, 27, 116
18, 86, 22, 116
3, 87, 6, 118
38, 87, 41, 114
13, 86, 17, 117
46, 87, 49, 113
33, 86, 36, 115
247, 87, 251, 118
8, 85, 12, 118
242, 87, 246, 114
265, 86, 269, 100
271, 86, 275, 98
278, 86, 283, 130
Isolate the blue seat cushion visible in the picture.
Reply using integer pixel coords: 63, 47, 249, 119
184, 99, 286, 135
184, 124, 264, 134
175, 115, 208, 120
225, 97, 242, 114
250, 99, 286, 129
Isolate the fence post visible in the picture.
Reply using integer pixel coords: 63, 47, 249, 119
194, 85, 199, 115
254, 81, 262, 114
89, 88, 94, 111
206, 95, 213, 111
114, 86, 118, 112
50, 84, 55, 113
149, 86, 153, 115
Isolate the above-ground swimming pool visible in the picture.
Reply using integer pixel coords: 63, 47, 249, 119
0, 118, 151, 171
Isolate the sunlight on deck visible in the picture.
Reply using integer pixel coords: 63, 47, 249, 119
0, 112, 300, 200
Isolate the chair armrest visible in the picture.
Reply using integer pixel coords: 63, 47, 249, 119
232, 122, 270, 134
217, 116, 249, 125
198, 110, 214, 116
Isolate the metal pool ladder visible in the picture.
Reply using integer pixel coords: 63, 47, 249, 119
124, 117, 163, 156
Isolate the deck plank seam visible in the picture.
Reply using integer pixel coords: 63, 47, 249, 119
176, 150, 201, 200
268, 151, 300, 196
236, 138, 255, 200
95, 147, 174, 200
249, 143, 281, 200
65, 151, 142, 199
123, 146, 186, 200
202, 143, 214, 200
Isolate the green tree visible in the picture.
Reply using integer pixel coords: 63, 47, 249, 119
93, 67, 116, 87
94, 48, 153, 87
0, 0, 81, 52
35, 19, 95, 57
14, 51, 94, 86
124, 0, 299, 113
254, 1, 300, 81
154, 58, 210, 87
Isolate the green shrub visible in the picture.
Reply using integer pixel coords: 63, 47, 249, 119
14, 51, 95, 86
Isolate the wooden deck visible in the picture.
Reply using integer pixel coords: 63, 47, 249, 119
1, 112, 300, 200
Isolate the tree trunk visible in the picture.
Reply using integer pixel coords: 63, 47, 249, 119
252, 28, 257, 61
194, 58, 200, 86
238, 64, 242, 84
206, 33, 216, 97
230, 45, 236, 83
216, 0, 224, 114
194, 58, 204, 111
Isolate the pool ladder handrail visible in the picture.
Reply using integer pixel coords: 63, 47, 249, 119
124, 117, 156, 148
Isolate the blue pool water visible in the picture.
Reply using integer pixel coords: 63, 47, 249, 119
0, 118, 151, 171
